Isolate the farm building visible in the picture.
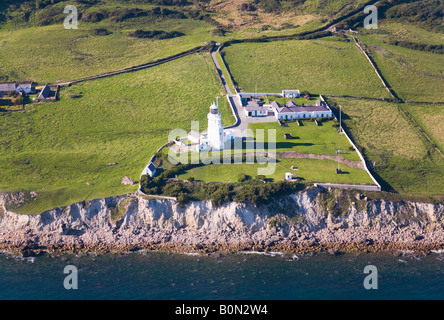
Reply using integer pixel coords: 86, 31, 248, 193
243, 99, 270, 117
282, 90, 300, 98
142, 162, 157, 178
273, 100, 333, 120
0, 82, 35, 94
38, 85, 58, 102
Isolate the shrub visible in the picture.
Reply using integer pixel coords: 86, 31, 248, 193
81, 12, 107, 23
128, 30, 184, 40
237, 173, 250, 182
91, 28, 112, 36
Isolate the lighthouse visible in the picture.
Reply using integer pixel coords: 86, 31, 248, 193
207, 102, 225, 151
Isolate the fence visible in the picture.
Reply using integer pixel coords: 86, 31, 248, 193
320, 95, 382, 191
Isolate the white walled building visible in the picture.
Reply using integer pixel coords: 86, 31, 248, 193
196, 102, 234, 152
273, 99, 333, 120
282, 90, 300, 98
207, 102, 225, 151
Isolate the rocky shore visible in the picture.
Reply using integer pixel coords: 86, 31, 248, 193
0, 188, 444, 257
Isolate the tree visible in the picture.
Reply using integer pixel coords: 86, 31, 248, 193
11, 95, 24, 106
237, 173, 250, 182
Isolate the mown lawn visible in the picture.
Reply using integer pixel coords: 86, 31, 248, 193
329, 97, 444, 198
0, 53, 233, 214
248, 120, 362, 161
222, 37, 391, 99
174, 118, 374, 186
177, 157, 374, 185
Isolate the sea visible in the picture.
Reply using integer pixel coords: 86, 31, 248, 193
0, 250, 443, 300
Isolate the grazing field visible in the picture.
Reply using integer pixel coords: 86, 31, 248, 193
358, 23, 444, 102
222, 37, 391, 99
328, 97, 444, 198
403, 104, 444, 153
177, 157, 374, 185
0, 0, 374, 84
0, 18, 214, 84
0, 53, 233, 214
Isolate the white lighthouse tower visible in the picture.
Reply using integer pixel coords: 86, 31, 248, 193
207, 101, 225, 151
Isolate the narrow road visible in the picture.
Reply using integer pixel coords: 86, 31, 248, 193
210, 45, 233, 95
210, 44, 278, 136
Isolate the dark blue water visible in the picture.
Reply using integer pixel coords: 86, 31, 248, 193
0, 251, 443, 300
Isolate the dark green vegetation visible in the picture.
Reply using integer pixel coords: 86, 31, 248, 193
217, 0, 443, 199
337, 0, 444, 32
140, 159, 306, 207
382, 0, 444, 32
128, 29, 184, 39
386, 40, 444, 55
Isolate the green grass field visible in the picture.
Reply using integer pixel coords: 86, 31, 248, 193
358, 23, 444, 102
248, 120, 361, 161
174, 118, 374, 185
178, 159, 373, 184
0, 53, 234, 213
0, 17, 215, 84
403, 104, 444, 153
177, 157, 373, 185
0, 0, 358, 85
215, 50, 236, 94
222, 37, 391, 99
329, 97, 444, 198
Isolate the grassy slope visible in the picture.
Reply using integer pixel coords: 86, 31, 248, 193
358, 22, 444, 102
0, 53, 234, 213
403, 104, 444, 153
0, 0, 357, 84
223, 36, 391, 99
329, 97, 444, 198
0, 17, 213, 83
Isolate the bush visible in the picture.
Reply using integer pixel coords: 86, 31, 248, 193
128, 30, 184, 40
11, 95, 24, 105
90, 28, 112, 36
237, 173, 250, 182
176, 192, 190, 206
256, 0, 281, 13
81, 12, 107, 23
240, 2, 257, 11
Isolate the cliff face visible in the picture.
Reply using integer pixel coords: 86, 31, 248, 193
0, 188, 443, 255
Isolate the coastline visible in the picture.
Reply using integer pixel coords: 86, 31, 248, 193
1, 188, 443, 257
